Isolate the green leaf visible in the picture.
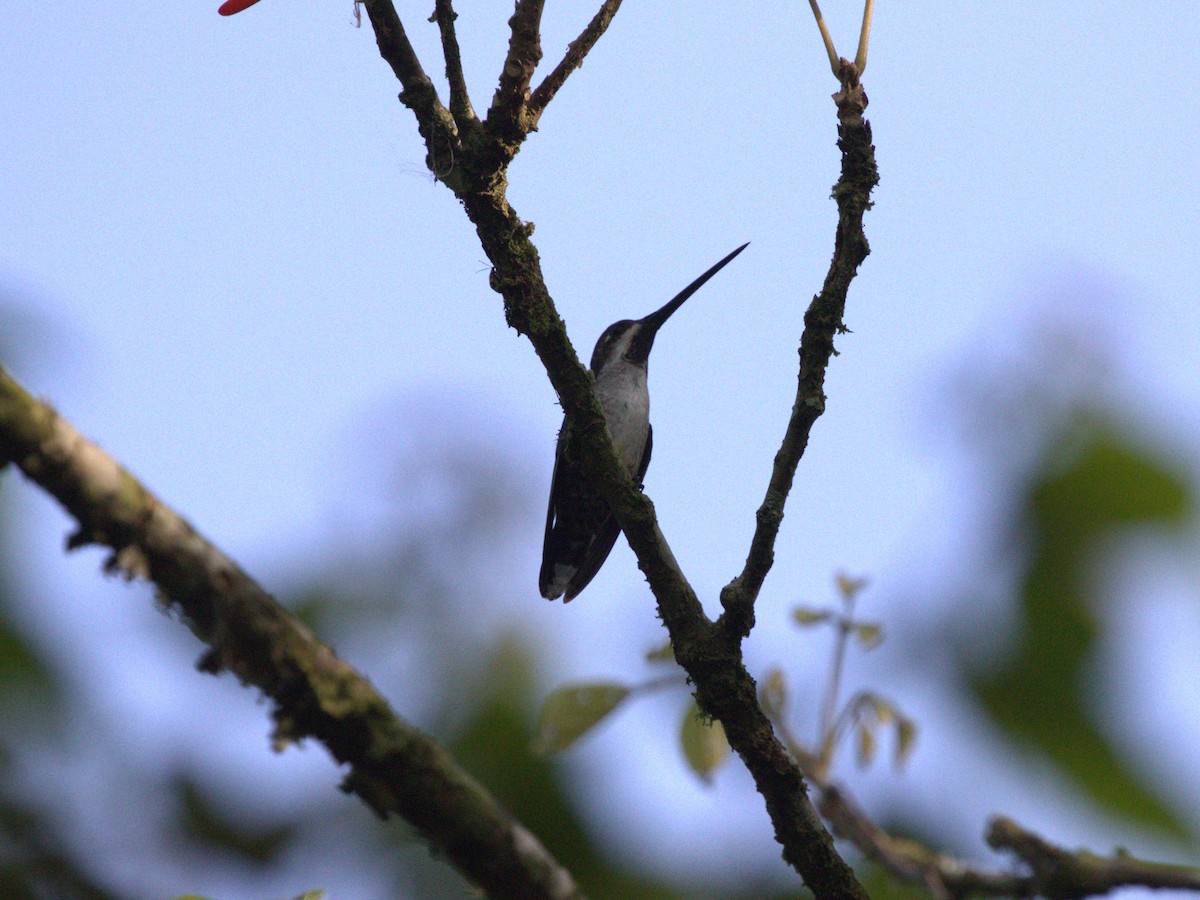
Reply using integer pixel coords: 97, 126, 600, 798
972, 421, 1193, 839
791, 606, 832, 627
893, 714, 918, 772
679, 699, 730, 784
853, 621, 884, 650
854, 720, 876, 769
835, 572, 870, 599
448, 639, 687, 897
533, 683, 630, 755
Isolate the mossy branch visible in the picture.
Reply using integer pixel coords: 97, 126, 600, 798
0, 365, 581, 900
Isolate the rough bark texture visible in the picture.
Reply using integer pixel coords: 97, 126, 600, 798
0, 367, 581, 900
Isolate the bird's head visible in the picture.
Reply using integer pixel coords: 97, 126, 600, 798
588, 242, 749, 375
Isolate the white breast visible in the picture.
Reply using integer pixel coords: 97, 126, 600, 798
594, 358, 650, 474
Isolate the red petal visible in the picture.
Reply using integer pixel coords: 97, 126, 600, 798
218, 0, 263, 15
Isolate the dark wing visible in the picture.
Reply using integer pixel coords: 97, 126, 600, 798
559, 424, 652, 601
635, 422, 652, 486
561, 515, 622, 601
538, 422, 570, 598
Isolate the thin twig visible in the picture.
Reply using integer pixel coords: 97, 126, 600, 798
0, 365, 581, 900
527, 0, 624, 125
432, 0, 478, 128
988, 817, 1200, 895
817, 592, 856, 770
359, 0, 464, 188
807, 0, 840, 76
854, 0, 874, 75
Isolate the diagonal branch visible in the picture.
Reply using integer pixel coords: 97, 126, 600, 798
854, 0, 875, 75
718, 72, 877, 641
432, 0, 479, 129
359, 0, 433, 100
360, 0, 465, 188
0, 365, 581, 900
988, 816, 1200, 897
807, 0, 841, 76
527, 0, 624, 127
487, 0, 546, 137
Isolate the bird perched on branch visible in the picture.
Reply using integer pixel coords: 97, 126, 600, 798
540, 243, 749, 601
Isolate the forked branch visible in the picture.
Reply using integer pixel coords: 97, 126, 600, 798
807, 0, 874, 78
988, 817, 1200, 897
360, 0, 464, 187
355, 4, 865, 895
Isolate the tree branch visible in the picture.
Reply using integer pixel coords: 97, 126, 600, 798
988, 816, 1200, 898
807, 0, 841, 76
358, 0, 433, 99
431, 0, 478, 130
0, 365, 582, 900
503, 237, 869, 900
360, 0, 465, 189
812, 777, 1025, 899
719, 71, 877, 640
766, 681, 1200, 898
527, 0, 624, 128
487, 0, 546, 138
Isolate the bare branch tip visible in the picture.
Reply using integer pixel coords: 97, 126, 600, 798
854, 0, 874, 75
433, 0, 478, 126
528, 0, 624, 121
807, 0, 841, 77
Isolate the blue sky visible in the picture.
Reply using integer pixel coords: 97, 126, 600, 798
3, 3, 1200, 896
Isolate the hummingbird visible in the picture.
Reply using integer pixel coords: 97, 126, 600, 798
539, 243, 749, 601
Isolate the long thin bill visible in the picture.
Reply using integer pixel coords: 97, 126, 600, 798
640, 242, 750, 330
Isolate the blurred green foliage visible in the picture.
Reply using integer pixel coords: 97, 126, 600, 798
971, 416, 1194, 839
0, 506, 114, 899
860, 863, 937, 899
173, 773, 297, 864
444, 639, 684, 899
